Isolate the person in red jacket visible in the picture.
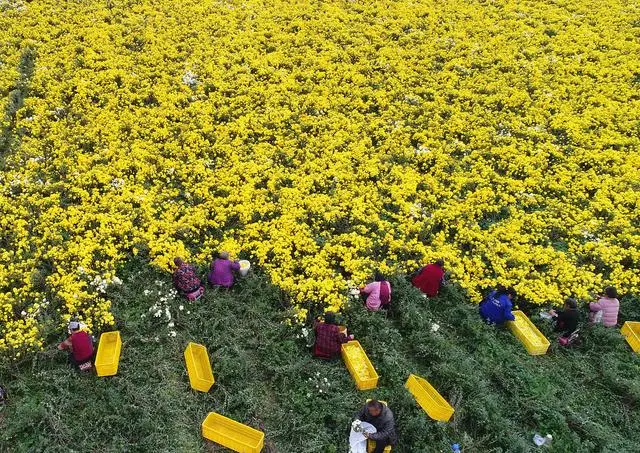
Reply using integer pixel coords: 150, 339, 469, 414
58, 322, 94, 369
411, 259, 445, 297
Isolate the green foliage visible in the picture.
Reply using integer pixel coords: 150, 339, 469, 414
1, 265, 639, 452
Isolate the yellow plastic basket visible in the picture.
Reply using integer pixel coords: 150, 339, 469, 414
184, 342, 215, 392
405, 373, 454, 422
341, 340, 379, 390
621, 321, 640, 353
95, 331, 122, 377
367, 440, 392, 452
507, 311, 550, 355
201, 412, 264, 453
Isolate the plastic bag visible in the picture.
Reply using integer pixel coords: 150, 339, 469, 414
349, 421, 376, 453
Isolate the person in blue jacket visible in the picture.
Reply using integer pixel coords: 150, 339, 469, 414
479, 287, 517, 324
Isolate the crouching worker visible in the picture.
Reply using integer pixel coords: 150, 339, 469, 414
312, 311, 353, 359
549, 298, 579, 345
208, 251, 240, 288
173, 257, 204, 300
361, 272, 392, 311
411, 259, 445, 297
479, 287, 517, 325
355, 399, 397, 453
589, 286, 620, 327
58, 321, 94, 371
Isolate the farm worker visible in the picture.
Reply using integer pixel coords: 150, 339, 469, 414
549, 298, 579, 340
58, 321, 94, 369
208, 251, 240, 288
411, 259, 445, 297
313, 311, 353, 359
479, 287, 517, 325
172, 257, 204, 299
589, 286, 620, 327
355, 400, 397, 453
360, 272, 391, 311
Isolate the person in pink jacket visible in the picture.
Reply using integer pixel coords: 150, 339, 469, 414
589, 286, 620, 327
360, 272, 392, 311
208, 251, 240, 288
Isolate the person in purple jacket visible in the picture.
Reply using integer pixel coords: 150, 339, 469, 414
208, 251, 240, 288
479, 287, 517, 325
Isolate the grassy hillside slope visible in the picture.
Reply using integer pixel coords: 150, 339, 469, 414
1, 261, 639, 452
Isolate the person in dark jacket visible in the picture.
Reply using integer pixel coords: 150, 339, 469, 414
549, 298, 579, 338
355, 399, 397, 453
479, 287, 517, 325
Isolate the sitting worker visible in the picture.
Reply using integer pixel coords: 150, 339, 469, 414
360, 272, 392, 311
549, 297, 580, 344
411, 259, 445, 297
479, 287, 517, 325
208, 251, 241, 288
173, 257, 204, 299
589, 286, 620, 327
354, 399, 397, 453
58, 321, 94, 370
312, 311, 353, 359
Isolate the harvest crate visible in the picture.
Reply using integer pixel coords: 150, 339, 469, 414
95, 331, 122, 377
405, 374, 454, 422
621, 321, 640, 353
367, 440, 392, 452
341, 340, 379, 390
507, 311, 550, 355
184, 342, 215, 392
201, 412, 264, 453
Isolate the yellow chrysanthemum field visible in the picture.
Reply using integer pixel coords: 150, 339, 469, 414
1, 0, 638, 353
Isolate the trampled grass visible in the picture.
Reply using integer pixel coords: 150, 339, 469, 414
1, 264, 639, 452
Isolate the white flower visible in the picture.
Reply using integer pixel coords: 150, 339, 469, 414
143, 289, 151, 296
187, 311, 191, 315
168, 321, 174, 328
179, 305, 184, 311
112, 276, 122, 285
21, 310, 27, 316
168, 331, 177, 337
431, 323, 440, 332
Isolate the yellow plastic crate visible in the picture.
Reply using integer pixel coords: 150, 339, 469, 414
405, 374, 454, 422
367, 440, 392, 452
507, 311, 550, 355
621, 321, 640, 353
95, 331, 122, 377
341, 341, 379, 390
201, 412, 264, 453
184, 342, 215, 392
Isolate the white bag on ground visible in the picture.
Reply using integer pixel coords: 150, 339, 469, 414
349, 421, 377, 453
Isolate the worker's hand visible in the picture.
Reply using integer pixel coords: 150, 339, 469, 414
57, 343, 65, 350
362, 432, 370, 439
548, 309, 557, 317
348, 334, 355, 340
